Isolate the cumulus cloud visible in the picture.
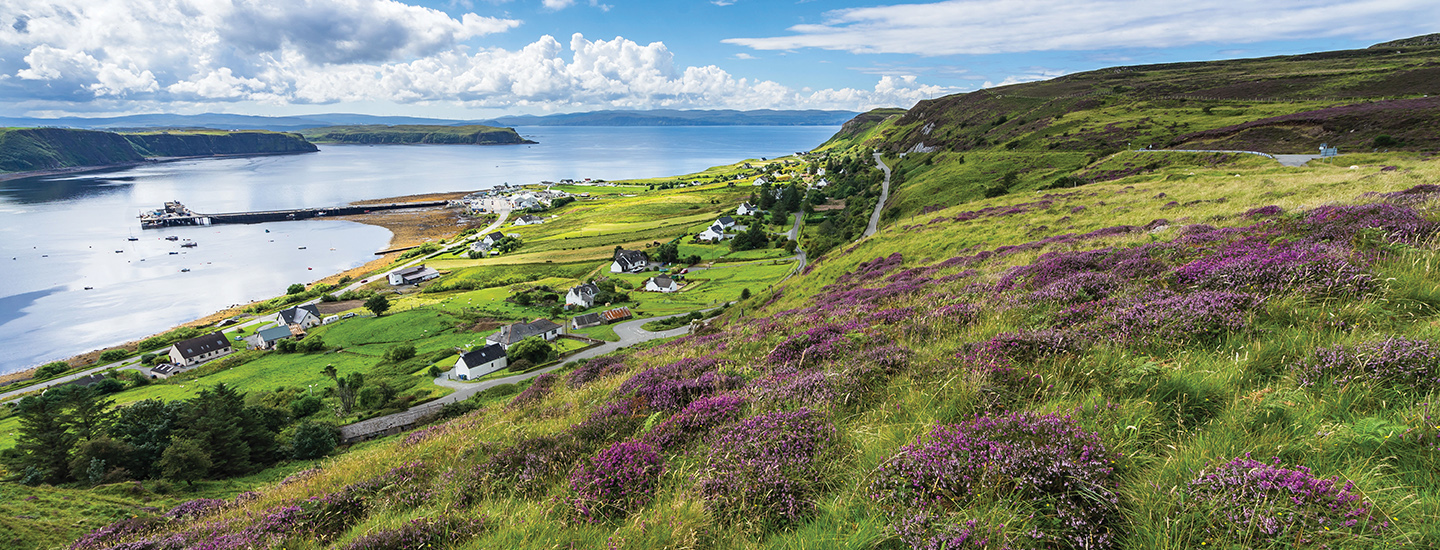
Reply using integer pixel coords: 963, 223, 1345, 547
724, 0, 1440, 55
0, 0, 947, 113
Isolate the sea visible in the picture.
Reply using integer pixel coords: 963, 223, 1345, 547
0, 125, 838, 375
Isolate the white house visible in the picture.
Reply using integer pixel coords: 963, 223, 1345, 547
487, 319, 564, 347
752, 177, 769, 186
697, 225, 725, 242
566, 282, 599, 309
513, 214, 544, 226
454, 344, 508, 380
737, 203, 759, 216
715, 216, 737, 229
167, 331, 233, 366
389, 264, 440, 286
276, 304, 322, 329
610, 249, 649, 273
644, 276, 680, 293
813, 178, 830, 188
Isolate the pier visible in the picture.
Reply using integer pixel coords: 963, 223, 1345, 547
139, 200, 450, 229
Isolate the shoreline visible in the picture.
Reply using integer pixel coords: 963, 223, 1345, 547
3, 189, 481, 382
0, 150, 318, 183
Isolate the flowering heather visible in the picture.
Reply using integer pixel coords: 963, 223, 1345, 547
613, 357, 740, 412
400, 423, 452, 448
164, 498, 227, 521
1304, 203, 1438, 245
508, 373, 559, 409
750, 368, 851, 409
966, 329, 1087, 365
568, 398, 647, 450
1295, 337, 1440, 390
1028, 271, 1120, 304
566, 355, 630, 390
479, 433, 587, 497
1245, 205, 1285, 218
869, 306, 916, 325
72, 517, 163, 550
338, 515, 488, 550
643, 394, 745, 452
1186, 455, 1384, 543
1100, 290, 1260, 345
1173, 239, 1374, 297
765, 323, 865, 367
569, 440, 665, 521
871, 413, 1120, 549
698, 409, 838, 529
305, 462, 435, 538
832, 253, 906, 287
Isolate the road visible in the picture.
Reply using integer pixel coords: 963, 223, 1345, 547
1132, 148, 1326, 167
0, 209, 514, 404
784, 211, 807, 277
338, 311, 698, 439
865, 153, 891, 238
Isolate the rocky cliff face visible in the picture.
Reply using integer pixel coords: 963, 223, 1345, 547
0, 128, 317, 173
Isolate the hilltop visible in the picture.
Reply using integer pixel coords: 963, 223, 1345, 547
298, 125, 535, 145
11, 38, 1440, 550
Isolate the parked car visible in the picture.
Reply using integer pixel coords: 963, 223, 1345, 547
341, 312, 358, 319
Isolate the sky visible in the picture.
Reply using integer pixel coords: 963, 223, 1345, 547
0, 0, 1435, 119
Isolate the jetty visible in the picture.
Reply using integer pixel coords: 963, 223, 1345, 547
139, 200, 449, 229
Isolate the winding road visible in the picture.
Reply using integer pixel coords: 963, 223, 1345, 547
865, 152, 892, 238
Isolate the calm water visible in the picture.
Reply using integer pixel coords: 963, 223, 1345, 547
0, 125, 838, 374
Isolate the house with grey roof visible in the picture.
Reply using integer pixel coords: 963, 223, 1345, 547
572, 312, 603, 329
644, 276, 679, 293
167, 331, 233, 366
486, 318, 564, 347
566, 282, 599, 309
610, 249, 649, 273
389, 264, 440, 286
276, 304, 322, 329
246, 325, 295, 350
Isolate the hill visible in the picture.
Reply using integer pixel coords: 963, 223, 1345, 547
0, 128, 316, 173
298, 124, 536, 145
24, 38, 1440, 550
480, 109, 858, 127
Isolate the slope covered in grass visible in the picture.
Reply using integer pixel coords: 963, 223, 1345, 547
64, 149, 1440, 550
298, 125, 534, 145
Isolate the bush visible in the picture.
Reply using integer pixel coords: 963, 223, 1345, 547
290, 395, 323, 418
383, 344, 416, 363
569, 440, 664, 521
286, 283, 306, 295
290, 422, 339, 460
509, 373, 558, 409
339, 516, 488, 550
698, 408, 836, 529
871, 413, 1120, 549
643, 394, 745, 452
1296, 337, 1440, 390
35, 361, 69, 379
1184, 455, 1386, 545
99, 349, 129, 363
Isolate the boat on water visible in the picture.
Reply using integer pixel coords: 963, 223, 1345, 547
181, 242, 197, 248
165, 236, 179, 241
83, 286, 93, 290
298, 246, 307, 250
169, 251, 178, 255
127, 236, 139, 241
180, 268, 190, 272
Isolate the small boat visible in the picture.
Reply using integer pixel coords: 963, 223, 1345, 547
180, 268, 190, 272
127, 236, 138, 241
165, 236, 179, 241
83, 286, 93, 290
298, 246, 307, 250
181, 242, 197, 248
115, 250, 123, 253
169, 251, 178, 255
265, 229, 270, 233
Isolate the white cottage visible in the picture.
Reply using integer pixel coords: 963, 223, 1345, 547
645, 276, 680, 293
454, 344, 508, 380
167, 331, 233, 367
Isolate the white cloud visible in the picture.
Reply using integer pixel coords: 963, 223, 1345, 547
0, 0, 949, 114
542, 0, 574, 9
734, 53, 757, 60
712, 0, 736, 6
724, 0, 1440, 55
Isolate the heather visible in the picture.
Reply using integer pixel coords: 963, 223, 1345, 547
59, 159, 1440, 549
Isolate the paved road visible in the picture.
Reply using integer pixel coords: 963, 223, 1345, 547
339, 311, 698, 438
865, 153, 892, 238
1273, 154, 1324, 167
785, 211, 807, 277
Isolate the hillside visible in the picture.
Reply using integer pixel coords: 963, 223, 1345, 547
299, 124, 536, 145
23, 39, 1440, 550
0, 128, 316, 173
482, 109, 858, 127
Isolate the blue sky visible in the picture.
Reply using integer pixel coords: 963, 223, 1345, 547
0, 0, 1434, 118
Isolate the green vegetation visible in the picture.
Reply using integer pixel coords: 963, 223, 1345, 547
0, 128, 316, 173
298, 124, 535, 145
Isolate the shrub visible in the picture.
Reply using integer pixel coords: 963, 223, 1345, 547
569, 399, 647, 451
569, 441, 665, 521
338, 515, 488, 550
35, 361, 70, 379
566, 356, 629, 389
382, 344, 416, 363
643, 394, 745, 452
1173, 240, 1374, 297
1100, 290, 1261, 345
164, 498, 227, 521
1295, 337, 1440, 390
1185, 455, 1386, 545
99, 349, 129, 362
871, 413, 1120, 549
291, 422, 340, 460
698, 408, 837, 530
480, 433, 587, 497
508, 373, 558, 409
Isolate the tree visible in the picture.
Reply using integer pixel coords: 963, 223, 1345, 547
110, 399, 187, 479
770, 207, 792, 226
427, 366, 443, 378
290, 422, 339, 460
324, 368, 365, 415
495, 236, 523, 253
159, 438, 211, 485
740, 288, 751, 300
296, 335, 326, 353
383, 344, 416, 363
69, 437, 134, 485
365, 294, 391, 317
57, 385, 117, 443
656, 240, 680, 263
290, 395, 323, 418
176, 384, 252, 477
286, 283, 306, 295
757, 182, 775, 209
14, 394, 77, 484
507, 337, 553, 365
35, 361, 69, 379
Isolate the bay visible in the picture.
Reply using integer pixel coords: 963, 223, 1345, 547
0, 125, 838, 375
